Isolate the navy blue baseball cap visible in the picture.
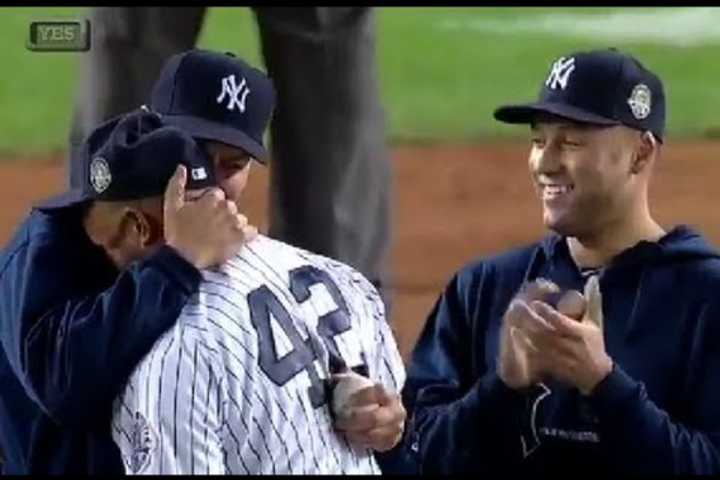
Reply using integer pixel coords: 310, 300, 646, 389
37, 109, 217, 211
149, 49, 276, 164
494, 48, 666, 142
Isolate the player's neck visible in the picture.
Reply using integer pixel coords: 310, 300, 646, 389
566, 212, 665, 269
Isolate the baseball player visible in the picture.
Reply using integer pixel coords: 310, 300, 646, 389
0, 48, 402, 475
111, 221, 405, 475
0, 95, 253, 475
140, 50, 407, 463
67, 108, 405, 474
384, 48, 720, 475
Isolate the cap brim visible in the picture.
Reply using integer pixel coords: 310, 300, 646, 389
35, 189, 92, 211
160, 114, 268, 164
494, 102, 620, 127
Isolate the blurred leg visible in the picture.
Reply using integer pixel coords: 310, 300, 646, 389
254, 7, 393, 311
68, 7, 206, 188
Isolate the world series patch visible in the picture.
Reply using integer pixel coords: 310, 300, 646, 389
127, 411, 157, 474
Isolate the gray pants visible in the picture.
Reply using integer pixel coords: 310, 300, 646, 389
69, 7, 392, 307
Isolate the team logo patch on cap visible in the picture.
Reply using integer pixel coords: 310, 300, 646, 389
628, 83, 652, 120
217, 73, 251, 113
89, 156, 112, 194
545, 56, 576, 91
127, 411, 157, 474
191, 167, 208, 180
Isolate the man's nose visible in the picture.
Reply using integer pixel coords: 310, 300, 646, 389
533, 143, 563, 174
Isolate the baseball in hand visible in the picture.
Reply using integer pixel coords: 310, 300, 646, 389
556, 289, 586, 320
331, 371, 378, 421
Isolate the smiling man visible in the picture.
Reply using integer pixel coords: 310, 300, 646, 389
384, 48, 720, 475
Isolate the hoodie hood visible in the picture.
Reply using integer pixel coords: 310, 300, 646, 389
540, 225, 720, 270
651, 225, 720, 262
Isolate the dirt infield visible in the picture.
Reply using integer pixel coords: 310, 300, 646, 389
2, 140, 720, 361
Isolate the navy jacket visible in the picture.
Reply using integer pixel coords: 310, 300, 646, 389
0, 207, 202, 474
391, 225, 720, 475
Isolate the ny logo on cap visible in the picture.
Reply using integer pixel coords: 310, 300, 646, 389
217, 74, 250, 113
545, 57, 576, 91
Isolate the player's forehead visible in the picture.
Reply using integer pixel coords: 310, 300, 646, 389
530, 114, 604, 136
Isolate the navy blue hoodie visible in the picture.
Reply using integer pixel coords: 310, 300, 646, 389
0, 206, 202, 474
390, 225, 720, 475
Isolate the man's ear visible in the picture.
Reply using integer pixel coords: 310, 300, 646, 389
630, 131, 658, 175
143, 211, 164, 247
123, 208, 163, 247
111, 208, 140, 249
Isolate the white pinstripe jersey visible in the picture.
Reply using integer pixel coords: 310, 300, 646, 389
111, 235, 406, 475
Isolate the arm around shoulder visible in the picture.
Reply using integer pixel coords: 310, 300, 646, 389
0, 235, 202, 425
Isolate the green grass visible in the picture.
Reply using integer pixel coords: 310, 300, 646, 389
377, 7, 720, 142
1, 7, 719, 155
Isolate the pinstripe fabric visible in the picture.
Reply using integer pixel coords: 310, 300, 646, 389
112, 235, 405, 474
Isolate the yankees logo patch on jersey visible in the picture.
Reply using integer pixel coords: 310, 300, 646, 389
127, 411, 157, 474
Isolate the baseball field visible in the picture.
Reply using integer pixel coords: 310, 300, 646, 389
2, 7, 720, 359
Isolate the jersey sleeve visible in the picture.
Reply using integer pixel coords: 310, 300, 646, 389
111, 315, 227, 475
586, 298, 720, 474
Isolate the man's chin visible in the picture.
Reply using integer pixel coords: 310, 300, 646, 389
543, 214, 575, 237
